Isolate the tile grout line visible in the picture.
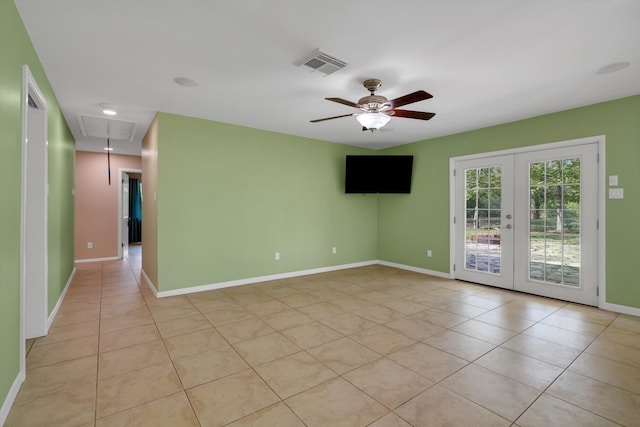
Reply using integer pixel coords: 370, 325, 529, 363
93, 261, 104, 426
510, 310, 623, 425
43, 255, 637, 427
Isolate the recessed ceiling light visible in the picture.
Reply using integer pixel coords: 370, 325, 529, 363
99, 103, 118, 115
173, 76, 199, 87
596, 61, 631, 75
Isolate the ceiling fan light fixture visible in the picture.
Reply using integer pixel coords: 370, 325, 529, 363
356, 112, 390, 130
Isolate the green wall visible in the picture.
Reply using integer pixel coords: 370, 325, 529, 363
379, 95, 640, 308
0, 0, 75, 409
155, 113, 377, 291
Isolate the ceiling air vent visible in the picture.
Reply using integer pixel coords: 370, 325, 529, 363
295, 49, 347, 76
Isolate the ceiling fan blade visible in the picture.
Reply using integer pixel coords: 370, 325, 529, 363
325, 97, 361, 108
386, 90, 433, 108
391, 109, 436, 120
310, 113, 356, 123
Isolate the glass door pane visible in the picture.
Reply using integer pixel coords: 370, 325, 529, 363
465, 166, 502, 274
528, 158, 581, 286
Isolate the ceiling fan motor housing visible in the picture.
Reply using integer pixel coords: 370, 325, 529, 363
358, 95, 389, 111
360, 80, 388, 111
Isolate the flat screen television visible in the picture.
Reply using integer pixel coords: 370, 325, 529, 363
345, 155, 414, 194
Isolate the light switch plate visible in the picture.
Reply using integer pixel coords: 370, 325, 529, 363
609, 188, 624, 199
609, 175, 619, 186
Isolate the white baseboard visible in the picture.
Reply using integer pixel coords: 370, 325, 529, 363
379, 262, 640, 315
74, 256, 119, 263
141, 269, 158, 297
141, 261, 640, 317
0, 370, 25, 426
47, 267, 76, 330
378, 260, 452, 279
152, 260, 378, 298
603, 302, 640, 317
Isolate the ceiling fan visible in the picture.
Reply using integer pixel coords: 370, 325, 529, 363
310, 79, 435, 131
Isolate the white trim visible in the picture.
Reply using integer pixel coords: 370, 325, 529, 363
45, 258, 640, 318
0, 371, 25, 426
20, 64, 49, 375
145, 260, 452, 299
603, 302, 640, 317
46, 268, 76, 330
378, 261, 452, 279
597, 137, 607, 309
140, 261, 640, 316
141, 269, 158, 297
450, 135, 605, 162
449, 135, 606, 308
75, 256, 119, 263
449, 157, 457, 280
150, 261, 378, 298
117, 168, 142, 259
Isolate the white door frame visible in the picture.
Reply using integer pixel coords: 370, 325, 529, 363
453, 154, 515, 290
449, 135, 606, 308
118, 168, 141, 258
20, 65, 49, 375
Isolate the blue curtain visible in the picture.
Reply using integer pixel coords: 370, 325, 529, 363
128, 178, 142, 243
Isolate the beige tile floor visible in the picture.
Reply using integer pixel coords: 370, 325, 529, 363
6, 245, 640, 426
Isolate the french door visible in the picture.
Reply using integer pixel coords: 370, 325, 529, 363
453, 143, 599, 306
454, 155, 515, 290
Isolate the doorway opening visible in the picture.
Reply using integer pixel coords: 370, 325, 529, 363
118, 168, 142, 259
20, 65, 49, 377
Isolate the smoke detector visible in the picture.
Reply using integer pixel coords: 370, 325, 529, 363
295, 49, 347, 76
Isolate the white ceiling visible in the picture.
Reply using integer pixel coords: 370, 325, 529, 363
14, 0, 640, 155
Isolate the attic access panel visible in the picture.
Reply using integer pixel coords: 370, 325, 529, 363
77, 114, 137, 141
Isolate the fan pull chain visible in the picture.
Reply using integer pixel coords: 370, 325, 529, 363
107, 120, 111, 185
107, 137, 111, 185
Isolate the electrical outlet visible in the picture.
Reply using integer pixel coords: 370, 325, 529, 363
427, 249, 432, 257
332, 247, 337, 254
88, 242, 93, 249
275, 252, 280, 261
